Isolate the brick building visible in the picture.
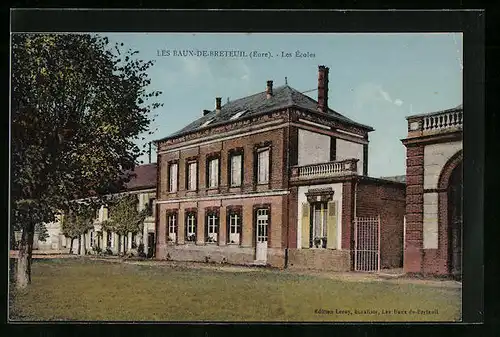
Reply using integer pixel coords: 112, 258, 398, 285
154, 66, 406, 271
402, 105, 463, 278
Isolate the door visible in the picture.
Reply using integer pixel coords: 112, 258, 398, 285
255, 209, 269, 262
147, 233, 155, 258
354, 216, 381, 272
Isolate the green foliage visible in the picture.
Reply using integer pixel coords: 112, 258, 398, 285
61, 202, 96, 239
101, 194, 148, 237
11, 32, 162, 276
34, 223, 49, 242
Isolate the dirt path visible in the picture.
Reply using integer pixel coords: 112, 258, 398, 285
9, 251, 461, 289
97, 257, 462, 289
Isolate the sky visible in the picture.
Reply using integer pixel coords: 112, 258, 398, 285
104, 33, 463, 178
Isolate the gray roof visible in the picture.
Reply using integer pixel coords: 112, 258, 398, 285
379, 175, 406, 183
157, 85, 374, 142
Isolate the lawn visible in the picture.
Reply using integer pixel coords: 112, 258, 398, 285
9, 258, 462, 322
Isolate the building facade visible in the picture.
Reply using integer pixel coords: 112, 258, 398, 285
402, 105, 463, 277
24, 163, 157, 256
155, 66, 406, 271
80, 163, 157, 256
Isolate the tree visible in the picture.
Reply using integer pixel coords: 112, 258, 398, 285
101, 194, 148, 256
61, 203, 96, 255
11, 33, 162, 288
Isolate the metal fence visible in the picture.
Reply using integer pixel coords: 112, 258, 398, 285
354, 216, 380, 272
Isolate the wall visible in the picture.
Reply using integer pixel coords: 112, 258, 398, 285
297, 129, 330, 166
336, 139, 364, 175
33, 221, 65, 251
423, 141, 463, 190
158, 128, 286, 201
356, 180, 406, 269
156, 195, 287, 267
422, 141, 462, 249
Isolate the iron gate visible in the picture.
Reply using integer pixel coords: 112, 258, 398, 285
354, 216, 380, 272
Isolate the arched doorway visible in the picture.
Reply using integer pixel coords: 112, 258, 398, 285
447, 161, 463, 279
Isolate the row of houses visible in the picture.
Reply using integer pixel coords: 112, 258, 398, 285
29, 65, 463, 277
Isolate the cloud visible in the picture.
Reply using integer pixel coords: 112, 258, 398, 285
354, 83, 403, 110
378, 87, 392, 103
393, 99, 404, 106
181, 57, 213, 79
378, 87, 403, 106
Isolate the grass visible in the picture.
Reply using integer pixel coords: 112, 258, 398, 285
9, 258, 462, 322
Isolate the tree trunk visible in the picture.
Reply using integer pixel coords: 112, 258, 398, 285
77, 235, 81, 255
16, 223, 35, 289
10, 231, 17, 251
69, 237, 74, 254
117, 233, 121, 256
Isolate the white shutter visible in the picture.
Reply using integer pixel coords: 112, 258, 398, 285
215, 159, 219, 187
210, 159, 219, 187
170, 163, 178, 192
258, 150, 269, 183
264, 150, 269, 182
231, 155, 242, 186
189, 162, 197, 190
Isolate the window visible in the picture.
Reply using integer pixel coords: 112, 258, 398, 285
200, 119, 214, 128
187, 161, 197, 190
206, 213, 219, 243
208, 158, 219, 188
169, 162, 178, 192
132, 233, 137, 248
229, 110, 248, 120
107, 232, 113, 248
185, 212, 197, 242
230, 154, 243, 187
228, 210, 242, 245
147, 197, 155, 217
311, 203, 328, 248
257, 148, 270, 184
167, 213, 177, 243
90, 231, 95, 247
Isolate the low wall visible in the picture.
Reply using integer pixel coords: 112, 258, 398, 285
287, 249, 351, 271
157, 244, 285, 268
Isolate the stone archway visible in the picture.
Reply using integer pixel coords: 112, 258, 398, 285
438, 150, 463, 278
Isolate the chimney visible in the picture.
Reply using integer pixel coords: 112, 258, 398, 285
215, 97, 222, 113
317, 65, 329, 112
266, 80, 273, 99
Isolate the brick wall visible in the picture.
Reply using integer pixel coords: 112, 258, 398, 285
157, 128, 286, 201
156, 195, 287, 267
356, 180, 406, 269
404, 144, 425, 273
341, 180, 354, 253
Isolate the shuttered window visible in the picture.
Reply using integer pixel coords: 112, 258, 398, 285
187, 161, 197, 190
208, 158, 219, 188
230, 154, 242, 186
257, 149, 270, 183
169, 163, 178, 192
311, 203, 328, 248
